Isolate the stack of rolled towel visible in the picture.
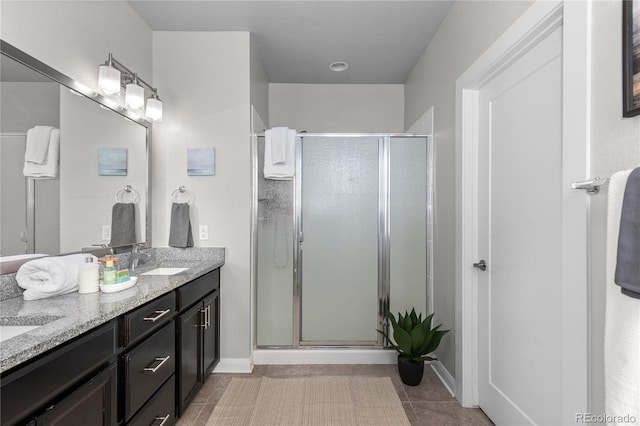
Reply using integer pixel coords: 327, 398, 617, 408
16, 254, 96, 300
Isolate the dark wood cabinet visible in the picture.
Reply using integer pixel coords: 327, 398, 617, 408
176, 269, 220, 417
123, 322, 175, 421
176, 302, 201, 414
0, 267, 221, 426
202, 290, 220, 378
36, 363, 117, 426
0, 320, 116, 426
127, 375, 175, 426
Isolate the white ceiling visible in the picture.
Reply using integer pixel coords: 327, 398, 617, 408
128, 1, 454, 84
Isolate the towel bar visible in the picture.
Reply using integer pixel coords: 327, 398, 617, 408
571, 177, 609, 194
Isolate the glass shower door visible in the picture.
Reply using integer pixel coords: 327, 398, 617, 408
298, 136, 380, 344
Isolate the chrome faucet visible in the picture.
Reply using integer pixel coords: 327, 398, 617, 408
128, 243, 150, 272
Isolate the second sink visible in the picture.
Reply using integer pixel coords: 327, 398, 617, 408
141, 267, 188, 276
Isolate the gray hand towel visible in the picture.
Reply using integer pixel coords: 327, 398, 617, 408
615, 167, 640, 299
110, 203, 136, 247
169, 203, 194, 248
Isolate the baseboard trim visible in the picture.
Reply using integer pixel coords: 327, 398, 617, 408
213, 358, 253, 373
431, 360, 455, 397
253, 348, 397, 365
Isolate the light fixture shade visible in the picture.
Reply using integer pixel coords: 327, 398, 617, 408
125, 83, 145, 110
145, 97, 163, 122
98, 65, 121, 96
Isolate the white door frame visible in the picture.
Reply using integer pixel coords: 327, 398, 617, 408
454, 0, 591, 422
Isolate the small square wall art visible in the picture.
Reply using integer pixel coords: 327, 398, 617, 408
187, 147, 215, 176
98, 147, 127, 176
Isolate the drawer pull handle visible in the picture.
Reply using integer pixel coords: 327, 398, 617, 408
154, 414, 171, 426
144, 355, 171, 373
200, 305, 212, 329
143, 309, 171, 322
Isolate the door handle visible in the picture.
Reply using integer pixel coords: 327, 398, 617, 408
473, 260, 487, 271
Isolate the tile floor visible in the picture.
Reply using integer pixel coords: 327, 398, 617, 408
176, 364, 493, 426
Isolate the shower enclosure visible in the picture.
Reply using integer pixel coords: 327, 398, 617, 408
255, 134, 431, 348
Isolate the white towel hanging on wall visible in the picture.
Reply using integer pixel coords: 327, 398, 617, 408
264, 127, 296, 180
604, 168, 640, 426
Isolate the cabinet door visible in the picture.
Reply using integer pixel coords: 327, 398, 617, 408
37, 363, 117, 426
202, 290, 220, 378
176, 302, 203, 416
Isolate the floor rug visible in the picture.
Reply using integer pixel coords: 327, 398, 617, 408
206, 376, 411, 425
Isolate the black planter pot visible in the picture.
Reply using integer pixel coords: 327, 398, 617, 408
397, 355, 424, 386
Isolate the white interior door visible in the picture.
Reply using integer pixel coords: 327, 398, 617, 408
477, 26, 564, 425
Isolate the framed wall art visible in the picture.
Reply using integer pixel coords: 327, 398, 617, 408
623, 0, 640, 117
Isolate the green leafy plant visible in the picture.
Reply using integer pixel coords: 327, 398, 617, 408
377, 308, 449, 362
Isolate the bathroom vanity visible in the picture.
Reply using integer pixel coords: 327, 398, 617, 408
0, 250, 223, 426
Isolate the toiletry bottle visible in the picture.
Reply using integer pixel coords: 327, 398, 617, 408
78, 256, 100, 293
103, 258, 117, 285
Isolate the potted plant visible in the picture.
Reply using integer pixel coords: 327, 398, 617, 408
377, 308, 449, 386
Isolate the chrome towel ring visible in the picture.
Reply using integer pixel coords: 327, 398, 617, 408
115, 185, 140, 203
171, 186, 193, 204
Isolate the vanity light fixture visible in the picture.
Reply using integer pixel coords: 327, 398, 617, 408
98, 54, 121, 96
97, 53, 163, 121
125, 74, 144, 111
145, 91, 163, 122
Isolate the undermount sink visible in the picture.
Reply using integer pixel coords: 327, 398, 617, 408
0, 316, 59, 342
0, 325, 41, 342
141, 267, 189, 276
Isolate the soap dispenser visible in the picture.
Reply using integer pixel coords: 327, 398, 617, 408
103, 256, 117, 285
78, 256, 99, 293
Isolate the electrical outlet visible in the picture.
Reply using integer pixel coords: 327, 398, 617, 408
101, 225, 111, 241
199, 225, 209, 241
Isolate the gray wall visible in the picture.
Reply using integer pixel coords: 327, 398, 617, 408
404, 0, 534, 377
0, 1, 152, 109
269, 83, 404, 133
153, 31, 259, 369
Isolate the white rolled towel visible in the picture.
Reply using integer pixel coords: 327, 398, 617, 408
16, 254, 94, 300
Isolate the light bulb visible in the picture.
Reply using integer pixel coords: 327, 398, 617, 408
125, 83, 144, 110
145, 97, 163, 122
98, 64, 121, 96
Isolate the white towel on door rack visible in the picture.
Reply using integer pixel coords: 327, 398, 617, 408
264, 127, 296, 180
23, 128, 59, 178
605, 168, 640, 425
24, 125, 54, 164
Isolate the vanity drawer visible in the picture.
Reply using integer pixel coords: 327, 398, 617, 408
1, 320, 116, 426
122, 292, 176, 346
127, 375, 175, 426
177, 269, 219, 311
124, 322, 175, 421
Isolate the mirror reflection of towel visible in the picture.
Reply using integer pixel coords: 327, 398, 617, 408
169, 203, 194, 248
110, 203, 136, 246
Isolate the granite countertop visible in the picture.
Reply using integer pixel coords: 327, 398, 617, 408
0, 248, 224, 374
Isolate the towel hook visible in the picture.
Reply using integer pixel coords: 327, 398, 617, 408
171, 186, 193, 204
115, 184, 140, 203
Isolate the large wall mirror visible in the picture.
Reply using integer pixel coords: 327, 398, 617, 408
0, 40, 150, 260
